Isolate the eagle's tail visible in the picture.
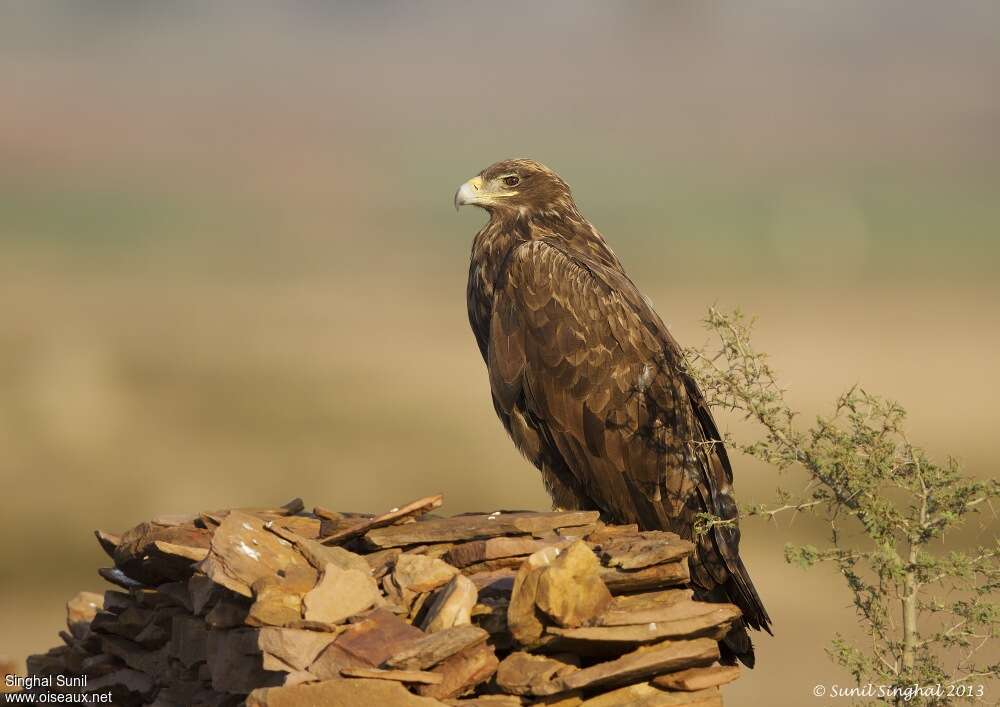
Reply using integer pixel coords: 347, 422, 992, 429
691, 534, 772, 668
715, 549, 772, 668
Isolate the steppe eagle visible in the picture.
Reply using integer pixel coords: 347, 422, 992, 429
455, 159, 771, 666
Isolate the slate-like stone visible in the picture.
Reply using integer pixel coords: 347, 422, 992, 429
302, 564, 382, 625
384, 625, 488, 671
246, 677, 449, 706
535, 541, 612, 628
420, 574, 478, 633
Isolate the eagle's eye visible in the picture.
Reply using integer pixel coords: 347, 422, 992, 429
502, 175, 521, 187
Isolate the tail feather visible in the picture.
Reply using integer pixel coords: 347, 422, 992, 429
721, 547, 772, 635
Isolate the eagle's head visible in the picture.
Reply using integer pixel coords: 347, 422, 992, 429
454, 159, 576, 218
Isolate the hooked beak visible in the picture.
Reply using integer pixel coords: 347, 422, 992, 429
454, 175, 484, 211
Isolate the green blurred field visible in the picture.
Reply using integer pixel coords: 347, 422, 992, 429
1, 4, 998, 705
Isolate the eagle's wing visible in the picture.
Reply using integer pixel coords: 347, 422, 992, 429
487, 238, 771, 639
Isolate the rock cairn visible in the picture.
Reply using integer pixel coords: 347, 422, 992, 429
24, 495, 742, 706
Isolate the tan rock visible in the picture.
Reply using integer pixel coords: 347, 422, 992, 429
249, 577, 304, 628
652, 665, 740, 691
445, 698, 526, 707
420, 574, 478, 633
446, 537, 570, 569
595, 532, 694, 570
308, 641, 372, 680
535, 542, 612, 628
595, 590, 693, 626
340, 666, 444, 684
554, 638, 719, 693
365, 511, 600, 548
495, 652, 579, 696
197, 511, 317, 598
507, 547, 559, 646
547, 605, 740, 646
394, 554, 460, 593
247, 677, 450, 706
598, 560, 690, 594
580, 685, 722, 707
334, 608, 426, 667
319, 494, 444, 545
302, 564, 382, 624
384, 625, 488, 671
267, 522, 371, 574
417, 641, 499, 700
257, 627, 338, 671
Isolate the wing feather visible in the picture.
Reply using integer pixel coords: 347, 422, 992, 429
487, 238, 771, 639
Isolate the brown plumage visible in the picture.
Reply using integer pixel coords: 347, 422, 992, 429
456, 159, 771, 666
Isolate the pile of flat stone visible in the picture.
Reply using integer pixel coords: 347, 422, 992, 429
25, 494, 741, 706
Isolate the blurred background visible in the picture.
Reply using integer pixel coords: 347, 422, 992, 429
1, 2, 998, 704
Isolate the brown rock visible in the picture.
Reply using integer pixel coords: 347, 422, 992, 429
579, 684, 721, 707
206, 628, 284, 694
384, 625, 488, 671
507, 547, 560, 646
188, 573, 221, 615
156, 581, 194, 613
586, 525, 640, 543
100, 634, 170, 675
302, 564, 382, 624
652, 665, 740, 691
114, 521, 213, 583
266, 523, 371, 574
247, 677, 450, 706
206, 594, 251, 628
334, 609, 426, 667
365, 511, 600, 548
495, 652, 579, 696
268, 515, 324, 541
532, 695, 585, 707
340, 666, 444, 684
598, 560, 690, 594
535, 542, 612, 628
257, 627, 337, 672
467, 570, 517, 598
366, 548, 402, 579
420, 574, 478, 633
394, 554, 460, 593
547, 605, 740, 646
596, 532, 695, 570
417, 641, 499, 700
152, 539, 210, 563
85, 668, 154, 697
94, 530, 121, 559
249, 577, 305, 628
446, 537, 570, 569
168, 614, 209, 667
197, 511, 317, 598
320, 494, 445, 546
554, 638, 719, 693
596, 590, 694, 626
308, 641, 371, 679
